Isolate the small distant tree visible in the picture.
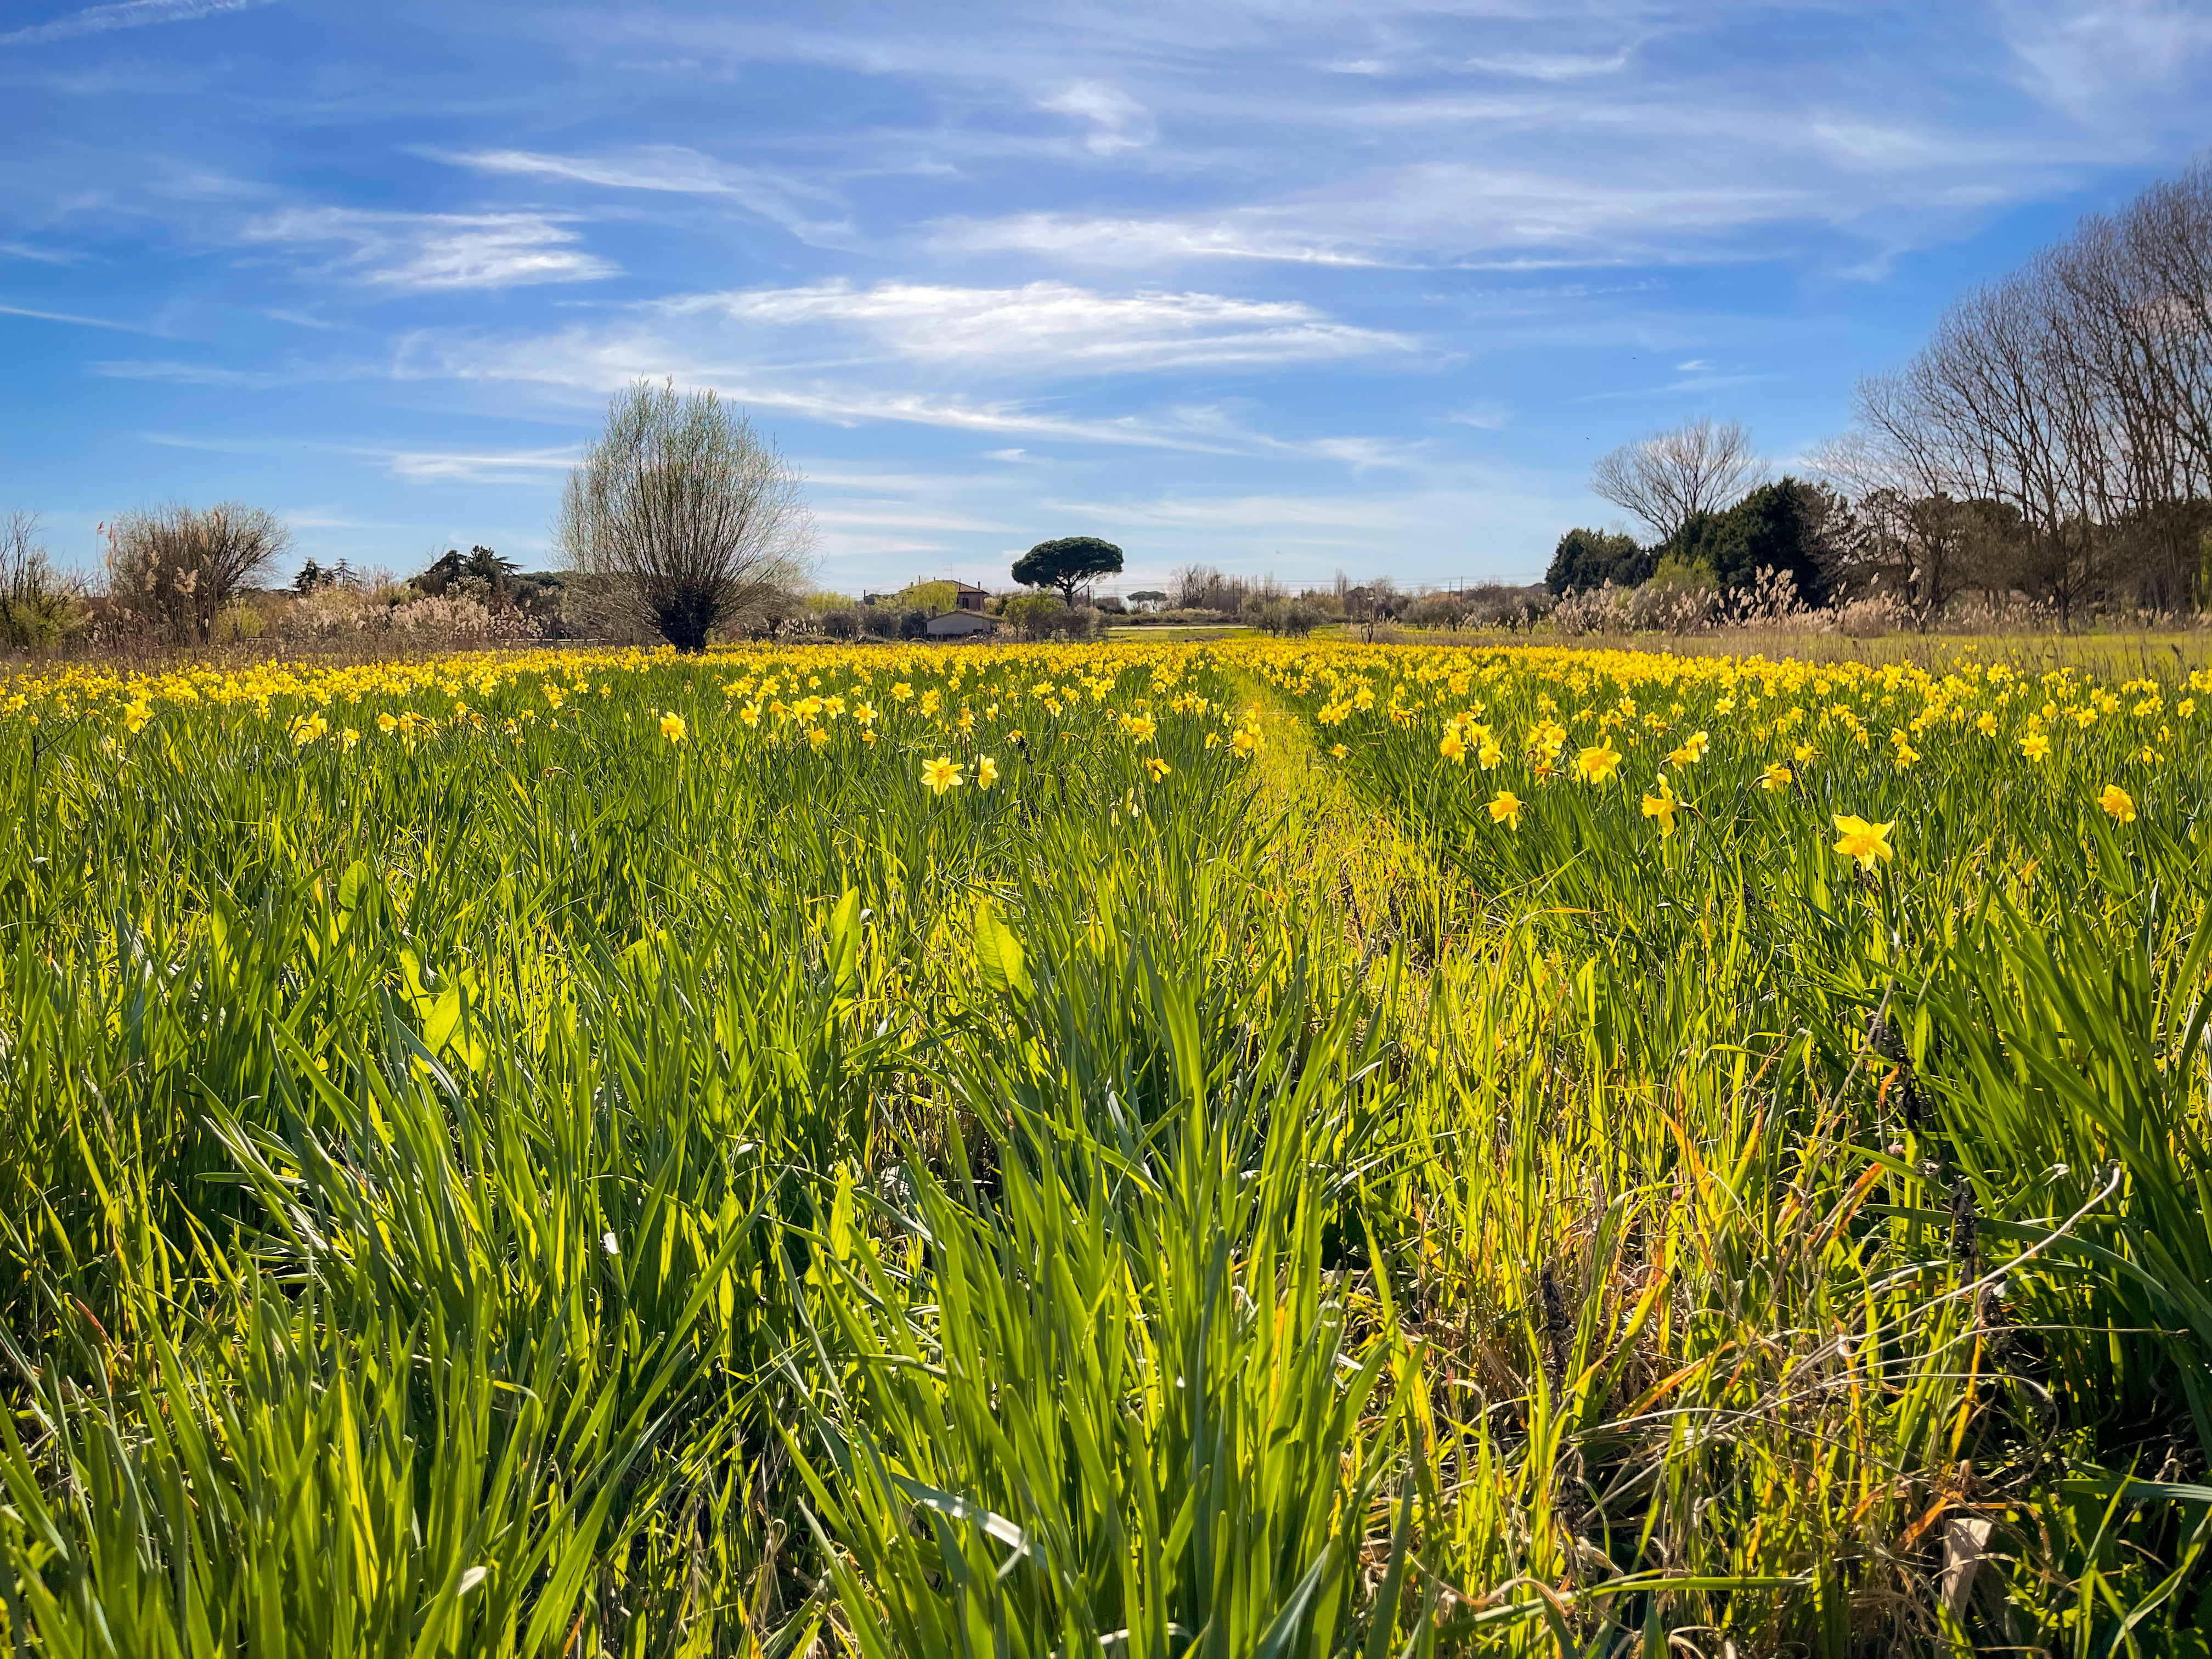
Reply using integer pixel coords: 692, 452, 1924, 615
900, 579, 960, 616
1252, 597, 1324, 636
106, 501, 291, 645
1128, 589, 1168, 612
1343, 578, 1404, 642
1002, 592, 1067, 639
1406, 590, 1474, 633
1169, 563, 1223, 610
463, 545, 516, 597
556, 380, 815, 653
1012, 535, 1123, 607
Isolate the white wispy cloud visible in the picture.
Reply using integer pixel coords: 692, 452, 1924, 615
243, 207, 618, 291
814, 504, 1008, 532
397, 275, 1420, 467
144, 430, 583, 483
1999, 0, 2212, 118
2, 302, 162, 334
415, 323, 1420, 465
340, 444, 584, 484
927, 159, 1839, 273
1444, 402, 1510, 430
1463, 49, 1634, 81
0, 0, 278, 47
1037, 82, 1157, 155
928, 213, 1388, 267
1, 241, 91, 266
657, 279, 1410, 372
95, 358, 299, 386
437, 146, 855, 244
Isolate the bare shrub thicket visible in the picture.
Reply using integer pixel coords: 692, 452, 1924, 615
1, 510, 82, 649
104, 503, 291, 646
1553, 566, 1877, 639
1403, 585, 1553, 634
1824, 159, 2212, 627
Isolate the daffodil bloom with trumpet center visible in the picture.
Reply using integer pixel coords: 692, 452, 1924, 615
1831, 814, 1895, 871
921, 755, 963, 795
2098, 784, 2135, 823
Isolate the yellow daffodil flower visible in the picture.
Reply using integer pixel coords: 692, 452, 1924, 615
1831, 814, 1895, 871
1574, 743, 1622, 783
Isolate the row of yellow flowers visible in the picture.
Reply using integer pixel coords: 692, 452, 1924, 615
3, 642, 2195, 845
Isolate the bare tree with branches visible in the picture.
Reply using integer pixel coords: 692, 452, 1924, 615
556, 380, 815, 652
1820, 159, 2212, 625
1, 510, 82, 648
105, 502, 290, 645
1589, 417, 1764, 544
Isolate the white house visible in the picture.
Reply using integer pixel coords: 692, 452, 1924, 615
924, 610, 997, 639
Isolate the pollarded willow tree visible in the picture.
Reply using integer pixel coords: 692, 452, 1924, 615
556, 380, 815, 652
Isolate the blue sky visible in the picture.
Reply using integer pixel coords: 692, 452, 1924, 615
7, 1, 2211, 597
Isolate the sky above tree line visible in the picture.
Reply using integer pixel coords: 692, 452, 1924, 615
7, 0, 2212, 597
